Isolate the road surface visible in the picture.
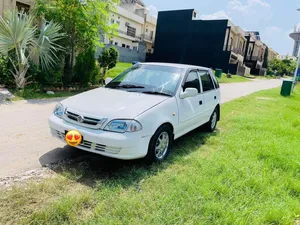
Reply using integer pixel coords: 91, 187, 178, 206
0, 79, 282, 178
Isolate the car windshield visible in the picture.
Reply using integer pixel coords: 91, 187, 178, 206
105, 64, 183, 96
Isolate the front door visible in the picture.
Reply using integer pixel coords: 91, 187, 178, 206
176, 70, 205, 137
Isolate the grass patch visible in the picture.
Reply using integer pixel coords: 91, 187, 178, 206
106, 62, 132, 79
217, 74, 251, 83
107, 63, 250, 84
1, 86, 300, 224
10, 89, 82, 101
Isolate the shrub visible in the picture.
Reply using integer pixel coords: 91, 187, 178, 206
0, 54, 14, 87
74, 48, 97, 86
98, 47, 119, 84
36, 57, 64, 88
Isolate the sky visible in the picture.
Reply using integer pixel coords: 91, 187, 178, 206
144, 0, 300, 55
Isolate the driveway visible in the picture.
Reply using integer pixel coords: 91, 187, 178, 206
0, 79, 282, 178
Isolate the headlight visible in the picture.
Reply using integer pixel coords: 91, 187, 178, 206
104, 120, 142, 133
53, 103, 64, 118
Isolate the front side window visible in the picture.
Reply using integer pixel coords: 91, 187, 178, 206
200, 72, 215, 92
183, 71, 200, 93
106, 64, 183, 96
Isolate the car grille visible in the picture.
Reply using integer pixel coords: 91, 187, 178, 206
63, 108, 107, 129
51, 129, 121, 154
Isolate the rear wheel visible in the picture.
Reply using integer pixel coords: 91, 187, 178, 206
145, 125, 173, 163
205, 108, 218, 132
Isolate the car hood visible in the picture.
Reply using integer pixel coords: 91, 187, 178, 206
61, 87, 169, 119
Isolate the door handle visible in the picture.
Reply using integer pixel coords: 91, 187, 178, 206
199, 100, 203, 105
214, 96, 217, 100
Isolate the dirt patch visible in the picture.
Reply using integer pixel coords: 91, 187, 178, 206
256, 97, 276, 101
0, 168, 55, 190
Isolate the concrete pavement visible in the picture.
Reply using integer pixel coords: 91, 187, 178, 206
0, 79, 282, 178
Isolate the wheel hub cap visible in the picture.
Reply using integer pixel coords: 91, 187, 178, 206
155, 132, 169, 159
211, 112, 217, 129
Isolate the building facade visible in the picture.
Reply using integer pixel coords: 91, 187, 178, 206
277, 55, 297, 61
268, 48, 279, 62
0, 0, 35, 17
244, 31, 267, 75
148, 9, 251, 75
97, 0, 157, 62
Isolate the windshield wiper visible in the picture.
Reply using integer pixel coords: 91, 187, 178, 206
142, 91, 172, 97
115, 84, 145, 89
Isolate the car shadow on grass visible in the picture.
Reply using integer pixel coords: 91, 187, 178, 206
39, 126, 218, 189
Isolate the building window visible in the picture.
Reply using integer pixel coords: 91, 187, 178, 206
150, 31, 154, 41
127, 26, 136, 38
148, 49, 152, 53
111, 19, 115, 24
193, 12, 197, 18
133, 46, 138, 51
118, 16, 120, 19
16, 1, 30, 14
115, 42, 118, 46
116, 21, 120, 26
109, 40, 113, 45
122, 44, 126, 48
126, 45, 130, 49
146, 29, 148, 33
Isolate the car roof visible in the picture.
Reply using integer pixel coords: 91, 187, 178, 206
140, 62, 212, 71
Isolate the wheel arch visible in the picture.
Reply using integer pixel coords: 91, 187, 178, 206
153, 122, 174, 140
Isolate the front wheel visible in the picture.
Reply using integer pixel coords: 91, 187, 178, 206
205, 108, 218, 132
145, 125, 173, 163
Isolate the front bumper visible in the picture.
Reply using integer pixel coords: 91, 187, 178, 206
48, 114, 151, 160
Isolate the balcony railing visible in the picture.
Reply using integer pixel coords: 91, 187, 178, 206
224, 45, 244, 55
142, 34, 154, 42
246, 55, 263, 62
232, 47, 244, 55
117, 29, 141, 40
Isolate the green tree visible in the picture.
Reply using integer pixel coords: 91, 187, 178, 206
263, 46, 269, 69
0, 11, 64, 89
98, 47, 119, 84
268, 58, 296, 76
34, 0, 119, 84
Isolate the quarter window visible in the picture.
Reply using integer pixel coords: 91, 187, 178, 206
200, 72, 215, 92
183, 71, 200, 93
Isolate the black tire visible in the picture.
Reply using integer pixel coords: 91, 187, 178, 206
144, 125, 173, 163
205, 108, 218, 132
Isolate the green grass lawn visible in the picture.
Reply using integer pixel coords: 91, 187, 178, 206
217, 74, 251, 83
106, 62, 132, 79
107, 63, 251, 84
10, 90, 82, 101
1, 86, 300, 224
8, 63, 250, 101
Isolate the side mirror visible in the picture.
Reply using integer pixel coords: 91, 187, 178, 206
180, 88, 198, 99
105, 78, 113, 85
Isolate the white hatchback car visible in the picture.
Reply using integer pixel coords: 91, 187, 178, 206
49, 63, 220, 162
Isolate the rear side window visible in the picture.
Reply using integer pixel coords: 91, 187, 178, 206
183, 71, 201, 93
210, 71, 220, 89
200, 72, 215, 92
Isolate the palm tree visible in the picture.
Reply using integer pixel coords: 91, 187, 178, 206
0, 10, 65, 89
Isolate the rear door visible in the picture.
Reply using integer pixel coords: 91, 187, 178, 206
199, 70, 219, 121
176, 70, 205, 137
